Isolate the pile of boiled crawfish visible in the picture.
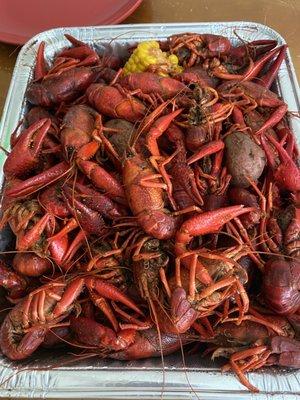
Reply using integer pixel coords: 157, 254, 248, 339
0, 32, 299, 393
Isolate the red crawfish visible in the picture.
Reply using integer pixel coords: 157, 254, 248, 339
0, 260, 27, 300
219, 80, 288, 136
70, 317, 188, 359
26, 36, 101, 107
174, 205, 254, 284
205, 316, 298, 393
33, 34, 100, 81
87, 83, 146, 123
0, 199, 54, 253
130, 237, 196, 334
176, 65, 218, 88
153, 208, 255, 334
167, 33, 232, 67
262, 257, 300, 315
165, 246, 250, 329
165, 123, 204, 210
204, 44, 286, 84
26, 67, 97, 107
4, 161, 70, 199
261, 133, 300, 192
228, 187, 261, 229
0, 276, 143, 360
118, 72, 188, 100
122, 151, 179, 240
3, 118, 51, 179
25, 106, 60, 139
60, 104, 101, 161
12, 253, 52, 278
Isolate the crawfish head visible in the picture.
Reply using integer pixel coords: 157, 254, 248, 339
270, 336, 300, 368
13, 253, 51, 277
0, 260, 27, 299
39, 183, 70, 218
110, 328, 187, 360
200, 255, 248, 285
123, 153, 179, 240
87, 83, 146, 123
151, 286, 198, 335
176, 65, 218, 88
207, 315, 294, 362
228, 187, 261, 228
60, 105, 97, 160
0, 283, 66, 360
276, 205, 300, 257
219, 80, 284, 107
61, 185, 107, 236
3, 118, 51, 179
0, 199, 41, 233
133, 239, 169, 300
209, 320, 270, 349
104, 119, 135, 159
262, 258, 300, 315
25, 106, 59, 137
169, 33, 231, 67
119, 72, 187, 100
26, 67, 97, 107
74, 182, 126, 220
1, 199, 52, 254
169, 256, 247, 317
187, 86, 216, 126
261, 133, 300, 192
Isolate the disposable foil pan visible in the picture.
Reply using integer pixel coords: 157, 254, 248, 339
0, 22, 299, 399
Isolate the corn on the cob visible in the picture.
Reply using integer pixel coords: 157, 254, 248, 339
123, 40, 182, 76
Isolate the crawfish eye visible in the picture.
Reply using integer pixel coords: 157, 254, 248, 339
188, 83, 197, 91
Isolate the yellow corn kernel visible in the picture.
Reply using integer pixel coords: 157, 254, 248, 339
123, 40, 182, 76
168, 54, 179, 64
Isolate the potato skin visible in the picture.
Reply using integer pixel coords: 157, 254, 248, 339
225, 131, 266, 188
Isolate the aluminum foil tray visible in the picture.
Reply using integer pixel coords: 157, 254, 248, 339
0, 22, 299, 399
